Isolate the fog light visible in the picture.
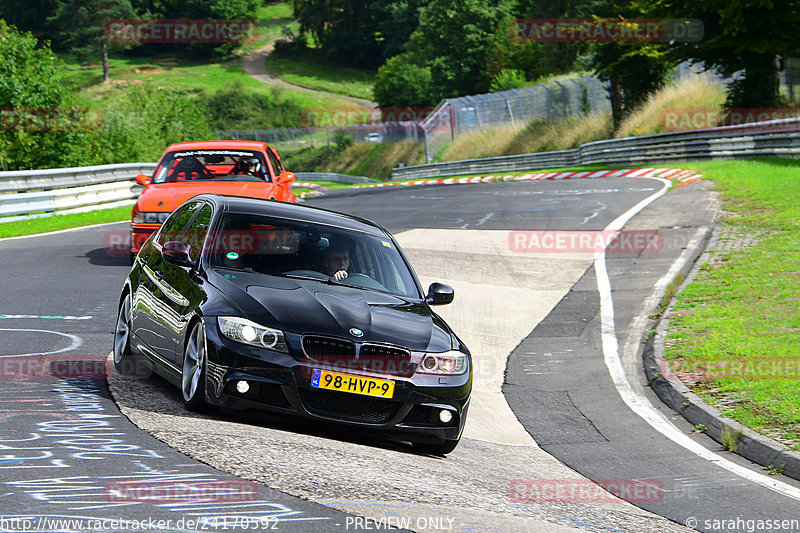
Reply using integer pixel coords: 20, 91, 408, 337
439, 409, 453, 423
236, 380, 250, 394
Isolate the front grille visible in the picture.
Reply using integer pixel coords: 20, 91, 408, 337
359, 344, 413, 377
298, 387, 397, 424
303, 336, 355, 361
302, 337, 414, 377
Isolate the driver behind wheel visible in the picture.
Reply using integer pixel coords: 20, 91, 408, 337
323, 241, 350, 281
233, 157, 261, 177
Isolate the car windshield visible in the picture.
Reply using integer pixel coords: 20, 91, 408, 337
152, 149, 270, 184
208, 213, 421, 299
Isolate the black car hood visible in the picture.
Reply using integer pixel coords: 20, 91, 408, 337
208, 269, 453, 352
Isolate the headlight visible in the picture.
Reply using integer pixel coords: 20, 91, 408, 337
133, 211, 171, 224
417, 350, 468, 375
217, 317, 289, 353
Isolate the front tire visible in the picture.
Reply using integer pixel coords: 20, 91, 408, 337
112, 293, 134, 374
112, 292, 151, 378
182, 321, 207, 411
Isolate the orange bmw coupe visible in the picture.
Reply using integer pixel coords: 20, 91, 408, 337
130, 140, 296, 257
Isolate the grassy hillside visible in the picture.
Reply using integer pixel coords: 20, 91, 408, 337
265, 48, 376, 101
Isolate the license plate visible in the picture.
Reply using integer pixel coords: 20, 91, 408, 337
311, 369, 394, 398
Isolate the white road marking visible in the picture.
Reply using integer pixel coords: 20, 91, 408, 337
0, 329, 82, 357
595, 177, 800, 501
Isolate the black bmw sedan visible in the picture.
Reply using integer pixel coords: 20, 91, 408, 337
113, 194, 471, 454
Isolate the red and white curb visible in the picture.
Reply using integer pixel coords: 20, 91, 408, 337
294, 182, 328, 198
350, 168, 703, 190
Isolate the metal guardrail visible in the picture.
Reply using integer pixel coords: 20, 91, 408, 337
0, 163, 157, 193
0, 163, 157, 220
0, 165, 372, 221
393, 118, 800, 180
294, 172, 376, 184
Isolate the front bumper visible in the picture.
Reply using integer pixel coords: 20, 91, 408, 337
203, 322, 472, 443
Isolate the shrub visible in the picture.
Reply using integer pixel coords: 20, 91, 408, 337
199, 81, 303, 130
490, 68, 527, 92
373, 54, 437, 109
0, 21, 93, 170
90, 83, 210, 163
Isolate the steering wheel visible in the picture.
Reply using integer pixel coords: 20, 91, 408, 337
340, 273, 388, 291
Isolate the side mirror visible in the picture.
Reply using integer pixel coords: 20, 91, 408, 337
426, 282, 454, 305
162, 241, 194, 267
278, 171, 295, 184
135, 174, 151, 186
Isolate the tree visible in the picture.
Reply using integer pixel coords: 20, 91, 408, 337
0, 0, 60, 38
374, 0, 429, 60
509, 0, 596, 81
0, 21, 93, 170
373, 54, 437, 108
659, 0, 800, 108
173, 0, 261, 57
592, 41, 673, 129
408, 0, 517, 100
294, 0, 382, 66
48, 0, 136, 82
585, 0, 674, 129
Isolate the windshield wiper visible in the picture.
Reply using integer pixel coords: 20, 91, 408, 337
215, 265, 254, 273
282, 273, 328, 282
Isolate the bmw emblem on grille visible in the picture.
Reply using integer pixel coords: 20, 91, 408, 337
349, 328, 364, 337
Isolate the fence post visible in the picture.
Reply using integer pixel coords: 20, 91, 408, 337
542, 84, 553, 118
553, 81, 568, 118
505, 95, 515, 127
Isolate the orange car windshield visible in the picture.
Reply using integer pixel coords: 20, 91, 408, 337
152, 150, 270, 184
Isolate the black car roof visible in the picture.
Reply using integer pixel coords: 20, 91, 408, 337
195, 194, 390, 236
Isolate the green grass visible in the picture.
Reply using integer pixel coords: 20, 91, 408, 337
663, 158, 800, 448
0, 206, 132, 238
59, 54, 357, 113
265, 48, 376, 101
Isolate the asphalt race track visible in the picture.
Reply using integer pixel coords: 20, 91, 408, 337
1, 177, 799, 532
